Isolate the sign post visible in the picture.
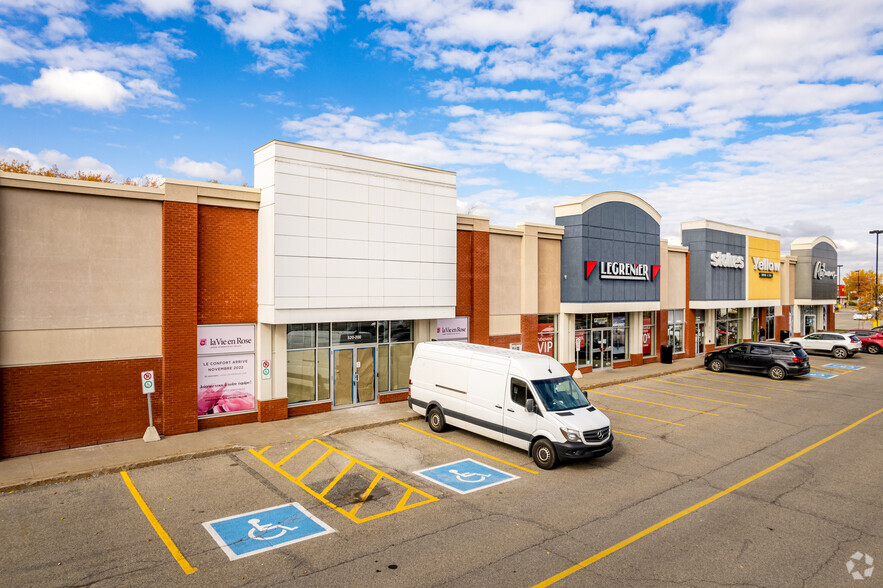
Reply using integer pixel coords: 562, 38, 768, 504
141, 370, 160, 442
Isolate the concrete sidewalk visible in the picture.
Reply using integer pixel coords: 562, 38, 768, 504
0, 356, 706, 492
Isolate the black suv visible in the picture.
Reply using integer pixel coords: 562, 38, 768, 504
704, 342, 810, 380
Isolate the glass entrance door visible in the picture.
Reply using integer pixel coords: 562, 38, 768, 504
334, 349, 354, 407
591, 329, 612, 369
334, 347, 377, 407
357, 347, 375, 403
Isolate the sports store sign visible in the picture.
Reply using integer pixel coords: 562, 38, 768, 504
586, 261, 660, 281
197, 324, 256, 417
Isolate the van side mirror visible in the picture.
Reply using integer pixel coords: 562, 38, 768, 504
525, 398, 536, 413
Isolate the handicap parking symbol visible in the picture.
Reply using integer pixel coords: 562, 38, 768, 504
203, 503, 334, 560
413, 459, 518, 494
805, 371, 837, 379
823, 364, 864, 371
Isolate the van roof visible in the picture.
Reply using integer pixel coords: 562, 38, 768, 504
417, 341, 569, 379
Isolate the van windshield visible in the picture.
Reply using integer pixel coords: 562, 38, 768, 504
531, 377, 590, 411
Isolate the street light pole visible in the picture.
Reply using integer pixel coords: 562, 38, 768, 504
872, 230, 882, 325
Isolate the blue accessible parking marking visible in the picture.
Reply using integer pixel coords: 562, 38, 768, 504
823, 364, 865, 371
413, 458, 518, 494
203, 502, 334, 561
805, 371, 837, 379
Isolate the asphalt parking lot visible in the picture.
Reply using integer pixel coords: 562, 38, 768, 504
1, 353, 880, 587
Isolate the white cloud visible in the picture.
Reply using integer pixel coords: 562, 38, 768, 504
0, 67, 179, 110
428, 79, 546, 102
42, 15, 86, 42
205, 0, 343, 74
1, 68, 132, 110
0, 145, 117, 177
125, 0, 193, 18
160, 156, 244, 183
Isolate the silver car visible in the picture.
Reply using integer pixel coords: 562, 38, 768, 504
784, 332, 862, 359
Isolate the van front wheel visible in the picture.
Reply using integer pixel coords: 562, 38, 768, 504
533, 439, 558, 470
427, 407, 446, 433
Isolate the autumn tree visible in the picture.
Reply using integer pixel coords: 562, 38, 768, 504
843, 269, 881, 312
0, 159, 160, 187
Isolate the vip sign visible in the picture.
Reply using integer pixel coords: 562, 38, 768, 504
586, 261, 660, 281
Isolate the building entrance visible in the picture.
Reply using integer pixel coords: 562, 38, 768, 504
333, 347, 376, 407
591, 329, 612, 370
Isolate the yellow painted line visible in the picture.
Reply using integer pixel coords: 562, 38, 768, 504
589, 390, 719, 415
534, 406, 883, 587
250, 440, 437, 524
594, 406, 685, 427
320, 460, 354, 497
612, 430, 646, 440
619, 383, 747, 407
399, 422, 539, 474
120, 471, 197, 575
350, 473, 384, 517
395, 488, 415, 510
650, 378, 770, 399
255, 446, 271, 456
691, 369, 810, 387
810, 366, 847, 374
676, 373, 793, 393
296, 448, 334, 482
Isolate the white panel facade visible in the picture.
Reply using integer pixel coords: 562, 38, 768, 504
254, 141, 457, 324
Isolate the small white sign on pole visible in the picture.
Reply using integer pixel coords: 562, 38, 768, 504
141, 370, 155, 394
261, 360, 271, 380
140, 370, 160, 443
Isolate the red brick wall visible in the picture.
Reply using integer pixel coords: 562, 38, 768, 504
380, 391, 409, 403
258, 398, 288, 422
489, 334, 522, 349
520, 314, 538, 353
197, 206, 258, 324
289, 402, 332, 417
457, 229, 489, 345
198, 411, 258, 429
0, 358, 162, 458
162, 201, 198, 436
775, 307, 791, 341
657, 309, 668, 357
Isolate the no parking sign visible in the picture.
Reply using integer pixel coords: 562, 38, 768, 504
141, 371, 155, 394
261, 360, 271, 380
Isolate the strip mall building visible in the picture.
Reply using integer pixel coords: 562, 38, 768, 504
0, 142, 838, 458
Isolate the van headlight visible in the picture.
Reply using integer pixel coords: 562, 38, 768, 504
560, 428, 581, 442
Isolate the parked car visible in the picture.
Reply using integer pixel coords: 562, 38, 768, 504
704, 342, 810, 380
784, 332, 862, 359
853, 312, 872, 320
845, 330, 883, 354
873, 326, 883, 333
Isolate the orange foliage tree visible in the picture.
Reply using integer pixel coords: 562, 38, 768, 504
0, 159, 161, 187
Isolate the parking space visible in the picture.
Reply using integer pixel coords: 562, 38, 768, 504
1, 354, 880, 587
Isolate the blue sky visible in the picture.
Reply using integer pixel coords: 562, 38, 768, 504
2, 0, 883, 272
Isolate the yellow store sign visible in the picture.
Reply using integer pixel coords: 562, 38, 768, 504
747, 236, 781, 300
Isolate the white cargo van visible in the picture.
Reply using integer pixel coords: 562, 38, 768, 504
408, 341, 612, 469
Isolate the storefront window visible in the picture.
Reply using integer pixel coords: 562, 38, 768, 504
538, 314, 557, 358
332, 322, 378, 345
390, 320, 413, 342
390, 343, 413, 390
696, 311, 705, 354
803, 306, 817, 335
377, 345, 389, 392
612, 313, 628, 361
287, 350, 316, 403
668, 310, 684, 353
287, 323, 315, 349
642, 312, 656, 357
715, 308, 742, 346
766, 307, 775, 341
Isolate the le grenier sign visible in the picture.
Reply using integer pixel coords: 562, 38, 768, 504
586, 261, 661, 281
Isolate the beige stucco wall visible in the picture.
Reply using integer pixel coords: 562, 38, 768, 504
489, 232, 522, 318
665, 246, 688, 310
0, 183, 162, 365
0, 173, 259, 367
538, 238, 561, 314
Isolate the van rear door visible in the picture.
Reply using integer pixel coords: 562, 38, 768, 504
502, 376, 537, 450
